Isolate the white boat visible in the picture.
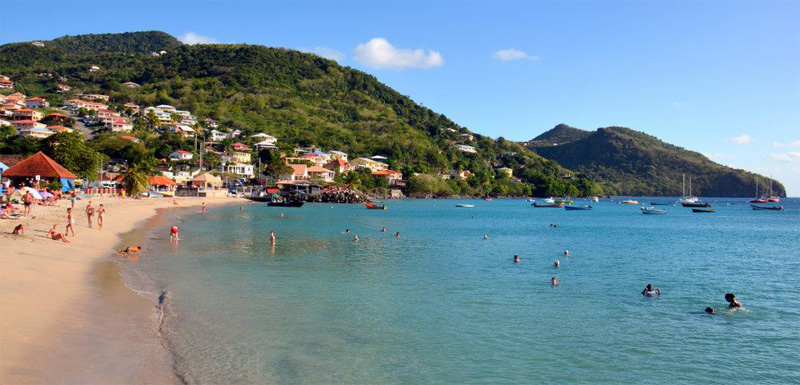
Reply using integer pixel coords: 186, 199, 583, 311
591, 196, 600, 203
540, 198, 556, 204
455, 204, 475, 208
680, 174, 699, 204
641, 207, 667, 215
620, 199, 639, 204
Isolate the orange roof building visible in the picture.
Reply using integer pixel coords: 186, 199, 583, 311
1, 151, 77, 179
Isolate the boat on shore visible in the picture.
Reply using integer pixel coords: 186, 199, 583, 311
565, 205, 593, 210
641, 207, 667, 215
692, 208, 716, 213
364, 201, 387, 210
751, 205, 784, 211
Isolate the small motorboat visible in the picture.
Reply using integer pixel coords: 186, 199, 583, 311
692, 208, 716, 213
641, 207, 666, 215
483, 197, 493, 201
533, 202, 565, 208
364, 201, 387, 210
455, 204, 475, 208
620, 199, 639, 204
564, 205, 593, 210
681, 202, 711, 208
267, 201, 304, 207
751, 205, 784, 211
749, 198, 769, 204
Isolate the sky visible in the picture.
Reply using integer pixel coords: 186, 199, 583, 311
1, 0, 798, 194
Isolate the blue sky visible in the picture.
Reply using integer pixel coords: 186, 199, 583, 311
1, 0, 798, 194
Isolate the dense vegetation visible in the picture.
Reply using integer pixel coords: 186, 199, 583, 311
526, 125, 786, 197
0, 31, 603, 197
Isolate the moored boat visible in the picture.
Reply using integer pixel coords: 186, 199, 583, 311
751, 205, 784, 211
591, 196, 600, 203
641, 207, 667, 215
692, 208, 716, 213
533, 202, 565, 208
565, 205, 593, 210
364, 201, 387, 210
619, 199, 639, 204
681, 202, 711, 208
455, 204, 475, 208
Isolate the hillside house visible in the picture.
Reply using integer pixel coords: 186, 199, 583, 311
496, 167, 513, 178
25, 97, 49, 109
226, 163, 254, 177
109, 118, 133, 132
13, 109, 43, 121
324, 159, 354, 173
456, 144, 477, 153
169, 150, 194, 161
122, 81, 141, 88
307, 166, 335, 183
351, 157, 389, 172
209, 130, 227, 142
328, 150, 348, 161
18, 126, 54, 139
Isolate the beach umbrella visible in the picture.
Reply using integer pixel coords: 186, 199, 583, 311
21, 187, 43, 200
39, 191, 54, 198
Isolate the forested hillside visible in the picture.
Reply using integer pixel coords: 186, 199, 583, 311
0, 31, 601, 197
526, 125, 786, 197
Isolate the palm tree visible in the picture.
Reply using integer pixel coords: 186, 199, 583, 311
121, 164, 151, 196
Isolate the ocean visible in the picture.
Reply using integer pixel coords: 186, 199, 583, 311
122, 198, 800, 384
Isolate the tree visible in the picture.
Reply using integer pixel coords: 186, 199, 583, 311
121, 164, 151, 196
0, 124, 17, 141
40, 132, 105, 180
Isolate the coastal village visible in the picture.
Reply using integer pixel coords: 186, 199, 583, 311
0, 71, 505, 201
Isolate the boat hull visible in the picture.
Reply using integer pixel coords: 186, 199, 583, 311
692, 209, 716, 213
681, 202, 711, 207
564, 205, 593, 210
641, 208, 667, 215
751, 205, 784, 211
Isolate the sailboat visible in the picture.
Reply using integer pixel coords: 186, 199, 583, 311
749, 177, 768, 203
767, 176, 780, 203
680, 174, 709, 207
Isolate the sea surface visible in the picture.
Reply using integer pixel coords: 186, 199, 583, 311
123, 198, 800, 384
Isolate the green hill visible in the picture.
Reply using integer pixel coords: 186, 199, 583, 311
527, 124, 591, 147
0, 31, 599, 197
526, 125, 786, 197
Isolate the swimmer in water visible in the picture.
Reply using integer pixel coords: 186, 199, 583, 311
202, 202, 207, 213
270, 231, 276, 246
381, 227, 387, 232
354, 235, 359, 243
345, 228, 350, 234
564, 250, 570, 257
554, 260, 560, 269
551, 277, 558, 286
514, 254, 520, 263
395, 232, 400, 238
169, 225, 180, 241
725, 293, 742, 308
641, 284, 661, 297
240, 205, 244, 212
705, 307, 716, 314
483, 235, 488, 240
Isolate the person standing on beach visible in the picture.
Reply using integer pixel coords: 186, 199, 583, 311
86, 201, 95, 228
70, 190, 77, 208
97, 204, 106, 230
270, 231, 276, 246
66, 207, 75, 237
22, 191, 33, 216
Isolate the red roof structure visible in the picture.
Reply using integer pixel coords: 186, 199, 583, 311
1, 152, 77, 179
149, 176, 176, 186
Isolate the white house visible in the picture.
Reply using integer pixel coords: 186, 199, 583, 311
226, 163, 254, 177
351, 157, 389, 172
456, 144, 477, 153
328, 150, 348, 161
254, 140, 278, 150
109, 119, 133, 132
251, 133, 278, 144
209, 130, 227, 142
169, 150, 194, 161
18, 126, 54, 139
228, 129, 242, 139
459, 133, 474, 141
307, 166, 335, 183
170, 124, 195, 138
122, 81, 141, 88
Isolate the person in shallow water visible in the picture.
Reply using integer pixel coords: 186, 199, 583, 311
483, 234, 488, 240
381, 227, 387, 232
514, 254, 520, 263
345, 228, 350, 234
705, 307, 716, 314
554, 260, 560, 268
395, 232, 400, 238
641, 284, 661, 297
551, 277, 558, 286
354, 235, 359, 242
170, 225, 180, 241
270, 231, 276, 246
564, 250, 570, 257
725, 293, 742, 308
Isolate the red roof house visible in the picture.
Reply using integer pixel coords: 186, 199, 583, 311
1, 151, 77, 179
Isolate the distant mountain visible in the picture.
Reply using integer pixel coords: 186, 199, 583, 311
525, 125, 786, 197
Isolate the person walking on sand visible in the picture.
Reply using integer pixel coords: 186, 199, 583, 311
66, 207, 76, 237
86, 201, 95, 228
48, 224, 70, 243
70, 190, 77, 208
270, 231, 276, 246
170, 225, 180, 241
97, 204, 106, 230
22, 190, 33, 216
173, 198, 178, 206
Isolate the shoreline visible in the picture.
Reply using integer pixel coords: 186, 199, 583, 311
0, 196, 241, 384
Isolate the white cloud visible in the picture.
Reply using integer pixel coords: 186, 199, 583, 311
767, 152, 800, 163
179, 32, 219, 45
354, 38, 443, 69
492, 48, 540, 62
773, 141, 800, 148
730, 134, 752, 145
672, 101, 689, 109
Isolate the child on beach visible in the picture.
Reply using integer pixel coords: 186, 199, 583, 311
170, 225, 180, 241
97, 204, 106, 230
48, 224, 70, 243
118, 245, 142, 255
66, 208, 75, 236
12, 224, 24, 235
86, 201, 95, 228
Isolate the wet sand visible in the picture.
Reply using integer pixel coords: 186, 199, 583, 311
0, 196, 239, 384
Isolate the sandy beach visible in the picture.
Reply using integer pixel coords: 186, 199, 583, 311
0, 195, 240, 384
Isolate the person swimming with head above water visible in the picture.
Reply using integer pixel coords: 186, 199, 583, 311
381, 227, 387, 232
725, 293, 742, 308
514, 254, 520, 263
705, 307, 716, 314
551, 277, 558, 286
554, 260, 560, 269
641, 284, 661, 297
564, 250, 570, 257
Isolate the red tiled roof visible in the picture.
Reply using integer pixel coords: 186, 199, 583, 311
13, 120, 35, 124
149, 176, 176, 185
48, 113, 67, 117
307, 166, 333, 173
1, 152, 77, 179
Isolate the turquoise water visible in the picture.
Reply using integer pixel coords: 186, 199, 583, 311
128, 199, 800, 384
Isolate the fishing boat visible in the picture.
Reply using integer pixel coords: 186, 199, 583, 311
533, 202, 565, 208
641, 207, 667, 215
267, 201, 304, 207
455, 204, 475, 208
619, 199, 639, 204
564, 205, 593, 210
364, 201, 386, 210
751, 205, 784, 211
692, 208, 716, 213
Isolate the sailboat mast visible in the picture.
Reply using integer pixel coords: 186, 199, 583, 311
689, 177, 692, 196
682, 173, 685, 197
